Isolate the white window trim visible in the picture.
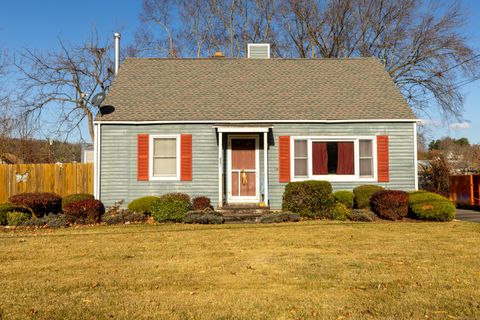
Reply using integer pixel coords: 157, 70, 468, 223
149, 134, 181, 181
290, 136, 377, 182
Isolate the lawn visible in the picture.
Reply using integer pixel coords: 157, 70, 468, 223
1, 221, 480, 319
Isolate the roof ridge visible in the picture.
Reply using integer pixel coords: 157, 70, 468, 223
124, 56, 377, 61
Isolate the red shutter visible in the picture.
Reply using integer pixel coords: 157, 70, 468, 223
137, 134, 149, 181
377, 135, 389, 182
180, 134, 192, 181
279, 136, 291, 183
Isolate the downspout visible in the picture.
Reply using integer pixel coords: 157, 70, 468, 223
94, 123, 102, 199
93, 124, 98, 198
413, 122, 418, 191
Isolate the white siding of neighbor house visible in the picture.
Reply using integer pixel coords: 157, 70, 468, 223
99, 122, 415, 209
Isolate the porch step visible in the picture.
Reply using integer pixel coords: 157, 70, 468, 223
216, 205, 270, 215
217, 205, 271, 223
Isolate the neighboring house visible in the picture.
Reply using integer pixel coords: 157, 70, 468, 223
0, 153, 24, 164
81, 144, 94, 163
94, 44, 418, 209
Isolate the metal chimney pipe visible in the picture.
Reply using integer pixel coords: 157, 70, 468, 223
114, 32, 121, 76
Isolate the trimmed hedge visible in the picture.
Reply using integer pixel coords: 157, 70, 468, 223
282, 181, 335, 218
259, 212, 300, 224
127, 196, 161, 215
62, 194, 94, 208
192, 196, 211, 211
329, 203, 350, 221
353, 185, 384, 209
151, 193, 192, 222
0, 203, 32, 226
63, 199, 105, 224
349, 209, 378, 222
183, 210, 224, 224
371, 190, 409, 220
408, 191, 455, 221
102, 210, 147, 225
7, 211, 32, 226
23, 213, 68, 228
9, 192, 62, 217
333, 190, 354, 209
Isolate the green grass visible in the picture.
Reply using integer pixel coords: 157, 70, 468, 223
1, 221, 480, 319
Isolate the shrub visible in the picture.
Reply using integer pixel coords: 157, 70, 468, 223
0, 203, 32, 226
349, 209, 378, 222
371, 190, 409, 220
62, 194, 94, 208
7, 211, 32, 226
22, 213, 68, 228
333, 191, 354, 209
259, 212, 300, 224
329, 203, 350, 221
183, 210, 224, 224
127, 196, 161, 215
418, 154, 450, 197
353, 185, 384, 209
151, 193, 191, 222
102, 210, 147, 225
9, 192, 62, 217
408, 191, 455, 221
192, 196, 212, 211
282, 181, 335, 218
63, 199, 105, 224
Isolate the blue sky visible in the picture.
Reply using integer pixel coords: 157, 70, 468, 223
0, 0, 480, 144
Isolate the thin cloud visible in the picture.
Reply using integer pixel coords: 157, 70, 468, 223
419, 119, 442, 127
449, 122, 471, 130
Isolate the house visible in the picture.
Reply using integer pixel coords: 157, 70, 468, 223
0, 153, 24, 164
81, 144, 94, 163
93, 44, 418, 209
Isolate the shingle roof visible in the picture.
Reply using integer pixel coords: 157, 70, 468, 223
97, 57, 416, 122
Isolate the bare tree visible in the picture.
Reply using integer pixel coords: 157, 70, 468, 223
285, 0, 478, 119
15, 30, 113, 142
135, 0, 478, 119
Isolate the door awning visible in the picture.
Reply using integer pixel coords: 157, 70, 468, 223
213, 124, 273, 133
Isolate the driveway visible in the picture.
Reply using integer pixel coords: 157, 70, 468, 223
456, 209, 480, 222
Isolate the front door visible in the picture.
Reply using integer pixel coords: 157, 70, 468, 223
228, 136, 259, 203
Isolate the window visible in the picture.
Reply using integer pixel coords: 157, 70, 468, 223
292, 137, 375, 181
359, 140, 373, 177
294, 140, 308, 177
150, 136, 179, 180
312, 141, 354, 175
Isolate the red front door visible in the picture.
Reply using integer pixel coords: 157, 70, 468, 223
229, 137, 257, 201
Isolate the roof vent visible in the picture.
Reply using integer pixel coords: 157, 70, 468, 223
213, 51, 225, 58
247, 43, 270, 59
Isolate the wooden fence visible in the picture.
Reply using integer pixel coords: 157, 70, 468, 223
0, 163, 93, 203
449, 174, 480, 205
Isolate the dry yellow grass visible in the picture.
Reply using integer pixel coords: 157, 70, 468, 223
1, 221, 480, 319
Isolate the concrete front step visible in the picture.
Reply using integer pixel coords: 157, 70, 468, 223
217, 205, 271, 223
216, 205, 270, 215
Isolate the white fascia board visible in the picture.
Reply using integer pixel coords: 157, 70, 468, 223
94, 119, 420, 125
213, 126, 271, 133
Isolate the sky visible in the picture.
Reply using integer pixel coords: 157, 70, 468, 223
0, 0, 480, 144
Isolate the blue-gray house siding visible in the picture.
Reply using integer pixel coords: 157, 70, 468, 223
98, 122, 416, 209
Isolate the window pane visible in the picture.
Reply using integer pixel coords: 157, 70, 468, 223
359, 140, 372, 157
294, 140, 307, 158
336, 142, 354, 175
312, 142, 328, 175
360, 158, 373, 177
294, 159, 308, 176
153, 158, 177, 176
154, 138, 176, 157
